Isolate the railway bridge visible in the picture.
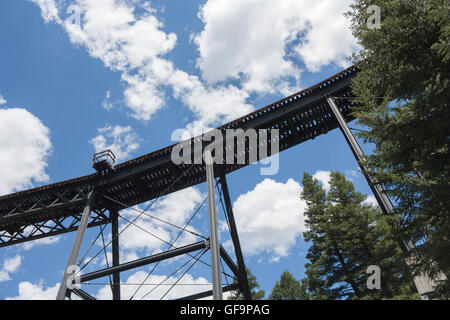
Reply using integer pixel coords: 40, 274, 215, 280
1, 66, 381, 300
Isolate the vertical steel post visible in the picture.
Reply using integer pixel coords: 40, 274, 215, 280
219, 172, 252, 300
326, 96, 437, 299
111, 209, 121, 300
56, 190, 95, 300
204, 150, 223, 300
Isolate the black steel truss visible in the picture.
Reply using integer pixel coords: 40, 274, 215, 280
0, 66, 358, 247
0, 207, 109, 248
0, 64, 433, 299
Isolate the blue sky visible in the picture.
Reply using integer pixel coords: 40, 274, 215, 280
0, 0, 378, 299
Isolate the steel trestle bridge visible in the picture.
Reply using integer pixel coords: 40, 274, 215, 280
0, 66, 361, 300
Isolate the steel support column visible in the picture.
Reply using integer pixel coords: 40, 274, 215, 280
56, 190, 95, 300
111, 209, 120, 300
326, 96, 437, 299
204, 150, 223, 300
218, 172, 252, 300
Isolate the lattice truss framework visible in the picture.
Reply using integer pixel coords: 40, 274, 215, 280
0, 66, 359, 248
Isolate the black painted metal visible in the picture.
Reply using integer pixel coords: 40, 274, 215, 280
326, 96, 395, 214
71, 287, 96, 300
219, 173, 252, 300
77, 240, 207, 283
175, 284, 240, 301
111, 209, 121, 300
326, 96, 412, 255
219, 246, 241, 282
0, 66, 359, 247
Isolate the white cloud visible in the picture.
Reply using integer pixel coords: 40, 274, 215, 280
5, 281, 59, 300
21, 235, 61, 250
118, 217, 172, 254
293, 0, 360, 72
195, 0, 304, 94
95, 270, 210, 300
312, 170, 379, 207
90, 125, 140, 162
231, 178, 307, 262
30, 0, 359, 129
61, 0, 179, 120
101, 90, 113, 111
77, 187, 205, 273
195, 0, 359, 92
120, 68, 166, 121
0, 255, 22, 282
313, 170, 332, 193
3, 255, 22, 273
5, 270, 223, 300
30, 0, 61, 24
363, 194, 379, 207
345, 168, 362, 182
30, 0, 174, 121
115, 187, 204, 259
0, 271, 10, 282
0, 94, 6, 105
31, 0, 254, 128
62, 0, 177, 70
170, 69, 254, 126
0, 108, 52, 195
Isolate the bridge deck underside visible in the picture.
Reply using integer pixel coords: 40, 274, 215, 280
0, 66, 359, 247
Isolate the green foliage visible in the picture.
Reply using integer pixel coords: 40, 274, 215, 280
269, 271, 310, 300
301, 171, 418, 300
227, 268, 265, 300
346, 0, 450, 298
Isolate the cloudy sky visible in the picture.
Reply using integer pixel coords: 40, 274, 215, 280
0, 0, 378, 300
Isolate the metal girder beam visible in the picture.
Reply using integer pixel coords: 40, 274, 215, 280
0, 67, 358, 248
70, 288, 96, 300
0, 211, 109, 248
175, 284, 240, 301
219, 246, 241, 281
0, 189, 89, 225
77, 240, 208, 283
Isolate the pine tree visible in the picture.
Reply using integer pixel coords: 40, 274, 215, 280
269, 271, 310, 300
301, 171, 418, 300
227, 268, 265, 300
346, 0, 450, 298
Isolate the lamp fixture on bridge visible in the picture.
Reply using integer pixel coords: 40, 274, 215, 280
92, 149, 116, 173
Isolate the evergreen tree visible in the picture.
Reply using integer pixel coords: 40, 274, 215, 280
301, 171, 418, 300
269, 271, 310, 300
227, 268, 265, 300
346, 0, 450, 298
